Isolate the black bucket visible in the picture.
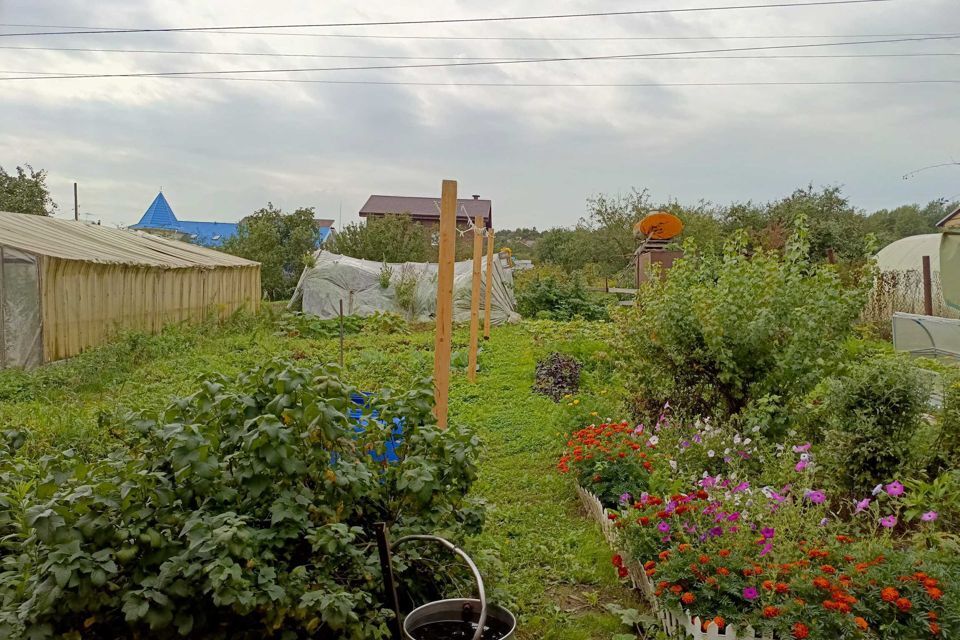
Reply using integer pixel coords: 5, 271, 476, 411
403, 598, 516, 640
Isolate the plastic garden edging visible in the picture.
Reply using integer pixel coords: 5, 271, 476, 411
576, 485, 775, 640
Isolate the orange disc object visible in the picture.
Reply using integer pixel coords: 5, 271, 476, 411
635, 211, 684, 240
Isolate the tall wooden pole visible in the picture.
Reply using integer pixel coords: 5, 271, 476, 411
468, 216, 483, 382
73, 182, 79, 221
483, 229, 495, 340
922, 255, 933, 316
433, 180, 457, 428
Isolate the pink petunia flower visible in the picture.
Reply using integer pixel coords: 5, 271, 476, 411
795, 460, 809, 472
921, 511, 938, 522
792, 443, 812, 453
880, 515, 897, 528
804, 490, 826, 504
854, 498, 871, 513
885, 481, 905, 497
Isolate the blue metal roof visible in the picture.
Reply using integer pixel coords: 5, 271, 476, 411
131, 192, 239, 247
135, 192, 178, 228
131, 192, 333, 248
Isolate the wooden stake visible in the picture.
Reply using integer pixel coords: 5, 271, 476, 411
483, 229, 495, 340
433, 180, 457, 428
826, 248, 836, 264
339, 299, 345, 368
73, 182, 79, 221
922, 255, 933, 316
468, 216, 483, 382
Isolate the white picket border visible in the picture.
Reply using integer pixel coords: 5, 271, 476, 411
576, 485, 774, 640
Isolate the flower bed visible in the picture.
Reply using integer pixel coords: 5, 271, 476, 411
561, 420, 957, 639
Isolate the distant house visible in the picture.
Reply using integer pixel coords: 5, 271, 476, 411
936, 204, 960, 230
131, 192, 336, 247
359, 194, 492, 229
130, 192, 239, 247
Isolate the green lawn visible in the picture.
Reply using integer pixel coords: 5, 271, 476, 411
0, 312, 638, 638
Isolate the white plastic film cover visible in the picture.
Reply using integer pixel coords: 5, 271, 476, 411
291, 252, 520, 324
892, 312, 960, 360
0, 247, 42, 369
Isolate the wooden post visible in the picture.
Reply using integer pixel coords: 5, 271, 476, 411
922, 255, 933, 316
826, 248, 836, 264
374, 523, 402, 640
468, 216, 483, 382
483, 228, 495, 340
433, 180, 457, 428
339, 299, 345, 368
73, 182, 78, 221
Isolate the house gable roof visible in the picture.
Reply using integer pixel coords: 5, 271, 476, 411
936, 204, 960, 228
359, 195, 492, 228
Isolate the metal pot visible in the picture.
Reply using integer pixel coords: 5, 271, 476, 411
403, 598, 516, 640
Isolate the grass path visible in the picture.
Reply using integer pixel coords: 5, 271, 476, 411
450, 326, 638, 640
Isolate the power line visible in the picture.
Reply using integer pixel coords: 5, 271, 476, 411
2, 34, 956, 81
2, 44, 957, 62
1, 23, 952, 42
0, 1, 895, 38
104, 77, 960, 87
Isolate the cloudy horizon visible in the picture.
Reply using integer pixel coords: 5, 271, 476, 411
1, 0, 958, 229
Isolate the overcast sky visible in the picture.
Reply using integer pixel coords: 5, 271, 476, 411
1, 0, 958, 228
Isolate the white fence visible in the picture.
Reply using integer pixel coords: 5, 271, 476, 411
577, 485, 774, 640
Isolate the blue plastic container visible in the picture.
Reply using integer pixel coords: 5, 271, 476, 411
348, 392, 404, 463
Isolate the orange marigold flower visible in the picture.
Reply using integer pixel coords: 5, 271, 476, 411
927, 587, 943, 600
880, 587, 899, 602
820, 565, 837, 574
792, 622, 810, 639
712, 616, 726, 629
775, 582, 790, 594
813, 577, 831, 590
705, 577, 717, 586
896, 597, 912, 612
717, 567, 730, 576
698, 554, 711, 565
670, 584, 683, 594
659, 551, 671, 561
762, 580, 775, 591
762, 606, 780, 619
928, 611, 939, 621
854, 617, 868, 631
678, 543, 691, 553
924, 578, 939, 589
930, 622, 941, 635
718, 549, 731, 558
681, 592, 695, 605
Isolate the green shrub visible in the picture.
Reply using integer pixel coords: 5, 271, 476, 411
0, 361, 484, 639
621, 218, 869, 430
818, 354, 927, 496
515, 266, 608, 321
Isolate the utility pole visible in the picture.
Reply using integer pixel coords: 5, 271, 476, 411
73, 182, 79, 221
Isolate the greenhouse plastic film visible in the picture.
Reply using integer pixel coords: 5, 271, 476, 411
291, 251, 520, 324
892, 312, 960, 359
0, 247, 42, 369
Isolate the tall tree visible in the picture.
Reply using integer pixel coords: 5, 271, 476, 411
221, 203, 318, 300
329, 214, 434, 263
0, 165, 57, 215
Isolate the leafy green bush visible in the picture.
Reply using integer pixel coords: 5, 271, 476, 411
817, 355, 928, 496
330, 215, 434, 263
621, 219, 869, 430
0, 361, 484, 639
532, 353, 582, 401
515, 266, 608, 321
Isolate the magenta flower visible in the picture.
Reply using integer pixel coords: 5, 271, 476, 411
885, 481, 905, 497
657, 521, 671, 533
921, 511, 938, 522
804, 490, 826, 504
727, 512, 740, 522
880, 515, 897, 528
619, 492, 632, 505
732, 482, 750, 493
854, 498, 871, 513
743, 587, 758, 601
761, 527, 775, 539
759, 542, 773, 557
793, 443, 812, 453
795, 460, 809, 472
701, 476, 716, 489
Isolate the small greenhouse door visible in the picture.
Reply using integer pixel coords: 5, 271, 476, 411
0, 247, 42, 369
